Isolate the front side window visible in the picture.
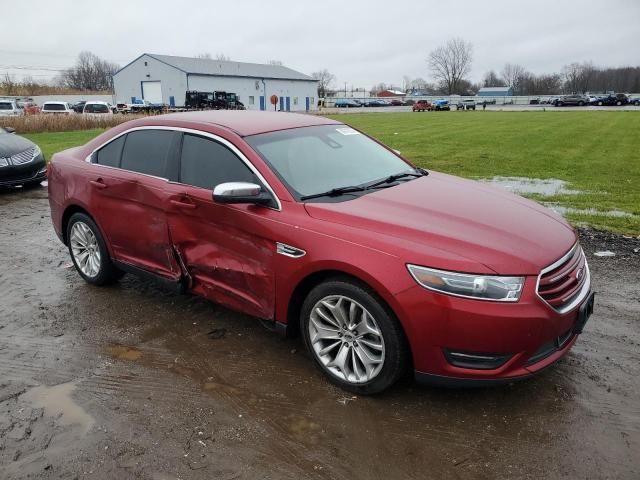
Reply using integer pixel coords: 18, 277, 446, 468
121, 130, 176, 178
179, 134, 255, 190
245, 125, 413, 199
96, 135, 126, 167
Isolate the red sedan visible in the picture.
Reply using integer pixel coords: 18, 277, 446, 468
48, 111, 594, 394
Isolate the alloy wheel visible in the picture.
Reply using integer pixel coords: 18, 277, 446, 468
308, 295, 385, 384
70, 221, 101, 278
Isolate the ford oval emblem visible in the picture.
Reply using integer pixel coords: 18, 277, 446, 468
576, 267, 584, 281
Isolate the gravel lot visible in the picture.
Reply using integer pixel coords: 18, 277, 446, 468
1, 185, 639, 480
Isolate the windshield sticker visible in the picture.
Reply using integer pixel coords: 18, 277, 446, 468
336, 127, 361, 136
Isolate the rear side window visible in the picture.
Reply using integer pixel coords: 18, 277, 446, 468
179, 134, 255, 189
96, 135, 126, 167
85, 104, 109, 113
121, 130, 175, 178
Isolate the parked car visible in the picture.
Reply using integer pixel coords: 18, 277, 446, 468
0, 100, 22, 116
83, 101, 114, 115
553, 95, 589, 106
21, 102, 41, 115
631, 97, 640, 106
72, 101, 87, 113
432, 99, 450, 111
477, 98, 496, 105
456, 99, 476, 110
0, 127, 47, 187
529, 98, 540, 105
48, 111, 594, 394
593, 94, 629, 106
42, 101, 74, 114
334, 99, 362, 108
115, 103, 133, 114
363, 99, 390, 107
389, 99, 407, 106
412, 100, 432, 112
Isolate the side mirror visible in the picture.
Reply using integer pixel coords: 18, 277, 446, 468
4, 127, 16, 134
213, 182, 273, 206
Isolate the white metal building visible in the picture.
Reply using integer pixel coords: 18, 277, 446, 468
113, 53, 319, 111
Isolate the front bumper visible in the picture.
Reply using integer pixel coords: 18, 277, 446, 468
0, 160, 47, 187
393, 274, 593, 385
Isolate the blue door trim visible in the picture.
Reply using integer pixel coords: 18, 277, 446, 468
260, 96, 265, 111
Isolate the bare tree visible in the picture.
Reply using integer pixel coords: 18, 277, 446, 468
58, 51, 119, 91
268, 60, 284, 66
501, 63, 526, 92
428, 38, 473, 94
482, 70, 504, 87
196, 53, 212, 59
311, 69, 335, 97
215, 53, 231, 61
1, 73, 17, 95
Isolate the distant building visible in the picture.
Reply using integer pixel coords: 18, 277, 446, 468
113, 53, 318, 111
377, 89, 406, 97
478, 86, 513, 97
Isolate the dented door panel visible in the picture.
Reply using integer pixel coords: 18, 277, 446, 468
165, 185, 277, 319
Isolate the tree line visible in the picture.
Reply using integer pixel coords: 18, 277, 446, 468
316, 38, 640, 97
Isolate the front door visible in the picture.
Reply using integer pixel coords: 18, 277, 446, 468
164, 132, 277, 319
87, 129, 182, 279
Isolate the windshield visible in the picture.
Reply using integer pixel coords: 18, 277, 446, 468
43, 103, 66, 111
245, 125, 415, 199
0, 102, 13, 110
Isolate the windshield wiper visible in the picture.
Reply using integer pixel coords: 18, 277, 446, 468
364, 170, 425, 190
300, 185, 366, 201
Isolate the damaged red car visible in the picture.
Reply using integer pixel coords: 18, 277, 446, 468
48, 111, 594, 394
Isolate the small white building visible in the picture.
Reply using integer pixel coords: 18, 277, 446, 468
113, 53, 318, 111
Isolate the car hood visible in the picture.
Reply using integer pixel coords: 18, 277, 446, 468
304, 172, 577, 275
0, 132, 35, 157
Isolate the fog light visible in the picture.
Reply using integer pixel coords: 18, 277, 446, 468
444, 350, 511, 370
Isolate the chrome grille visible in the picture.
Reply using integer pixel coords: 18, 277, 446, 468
537, 244, 590, 314
10, 148, 35, 165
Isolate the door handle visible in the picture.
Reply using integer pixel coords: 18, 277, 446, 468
90, 179, 107, 189
170, 199, 197, 210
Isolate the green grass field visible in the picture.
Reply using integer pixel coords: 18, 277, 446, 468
25, 112, 640, 234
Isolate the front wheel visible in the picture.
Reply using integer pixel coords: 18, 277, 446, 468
67, 213, 123, 286
301, 279, 408, 394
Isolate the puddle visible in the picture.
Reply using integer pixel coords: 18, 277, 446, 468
21, 381, 94, 435
109, 345, 144, 361
480, 176, 582, 196
545, 204, 637, 218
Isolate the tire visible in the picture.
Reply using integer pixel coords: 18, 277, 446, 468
616, 101, 622, 106
66, 212, 124, 286
598, 101, 603, 106
578, 101, 584, 106
300, 278, 409, 394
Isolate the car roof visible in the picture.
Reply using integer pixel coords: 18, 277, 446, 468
43, 101, 68, 105
132, 110, 342, 136
85, 101, 109, 105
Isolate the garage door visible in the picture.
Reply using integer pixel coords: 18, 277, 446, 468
142, 81, 162, 104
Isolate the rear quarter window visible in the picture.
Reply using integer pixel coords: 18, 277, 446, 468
95, 135, 126, 168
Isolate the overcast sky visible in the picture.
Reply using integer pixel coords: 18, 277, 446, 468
3, 0, 639, 89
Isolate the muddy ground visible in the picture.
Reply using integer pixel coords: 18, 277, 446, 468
1, 185, 639, 480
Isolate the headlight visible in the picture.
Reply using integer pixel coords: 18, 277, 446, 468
32, 145, 42, 160
407, 264, 524, 302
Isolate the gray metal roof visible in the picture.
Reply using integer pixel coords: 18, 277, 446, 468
478, 86, 512, 93
140, 53, 316, 82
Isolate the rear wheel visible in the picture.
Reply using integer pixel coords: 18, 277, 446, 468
301, 279, 408, 394
578, 101, 584, 106
616, 101, 622, 106
67, 213, 123, 286
598, 101, 603, 106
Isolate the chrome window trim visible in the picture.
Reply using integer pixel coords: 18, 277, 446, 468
535, 243, 591, 314
85, 125, 282, 211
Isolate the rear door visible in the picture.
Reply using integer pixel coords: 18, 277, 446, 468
163, 132, 277, 319
88, 128, 182, 278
